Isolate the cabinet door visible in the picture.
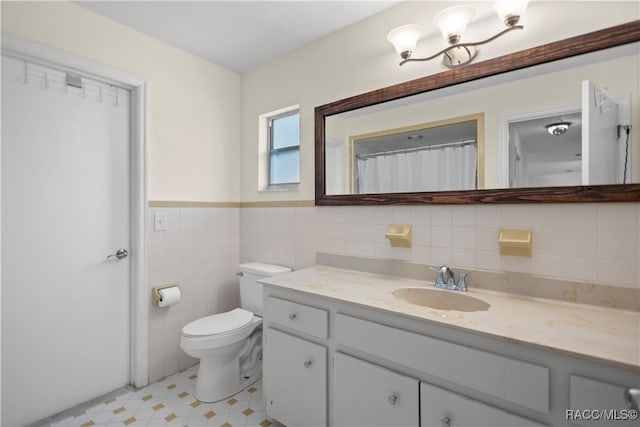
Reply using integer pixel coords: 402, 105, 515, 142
264, 327, 327, 426
570, 375, 639, 426
420, 382, 545, 427
334, 352, 419, 426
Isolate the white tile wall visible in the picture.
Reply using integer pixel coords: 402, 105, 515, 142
147, 207, 240, 383
239, 203, 640, 290
145, 202, 640, 382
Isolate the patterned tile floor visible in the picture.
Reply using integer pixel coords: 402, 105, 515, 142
48, 366, 281, 427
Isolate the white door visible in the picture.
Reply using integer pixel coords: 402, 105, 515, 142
1, 56, 131, 426
581, 80, 623, 185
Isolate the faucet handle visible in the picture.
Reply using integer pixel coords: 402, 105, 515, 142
432, 266, 455, 289
430, 266, 445, 287
445, 266, 455, 287
455, 272, 474, 292
429, 265, 451, 288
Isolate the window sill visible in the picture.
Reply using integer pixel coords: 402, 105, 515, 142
259, 184, 300, 193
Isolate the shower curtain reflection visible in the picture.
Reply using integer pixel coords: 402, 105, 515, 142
355, 142, 477, 194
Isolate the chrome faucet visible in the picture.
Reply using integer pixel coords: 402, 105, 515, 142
435, 266, 455, 290
433, 266, 471, 292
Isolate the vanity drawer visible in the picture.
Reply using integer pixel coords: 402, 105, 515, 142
421, 382, 545, 426
336, 313, 549, 413
266, 296, 328, 339
569, 375, 638, 426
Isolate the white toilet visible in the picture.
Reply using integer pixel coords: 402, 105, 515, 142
180, 262, 291, 403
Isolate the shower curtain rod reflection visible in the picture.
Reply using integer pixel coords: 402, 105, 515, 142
355, 138, 477, 160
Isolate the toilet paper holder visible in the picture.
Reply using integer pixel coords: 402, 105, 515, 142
152, 284, 180, 305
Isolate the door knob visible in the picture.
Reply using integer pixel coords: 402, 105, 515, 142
107, 248, 128, 260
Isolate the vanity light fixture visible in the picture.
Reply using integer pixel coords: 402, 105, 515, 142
387, 0, 528, 68
545, 122, 571, 136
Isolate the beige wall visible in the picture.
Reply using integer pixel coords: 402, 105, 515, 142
4, 1, 637, 201
2, 1, 639, 391
240, 0, 640, 201
1, 0, 243, 388
1, 1, 241, 203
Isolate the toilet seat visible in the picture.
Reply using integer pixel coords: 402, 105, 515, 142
182, 308, 254, 338
181, 308, 262, 352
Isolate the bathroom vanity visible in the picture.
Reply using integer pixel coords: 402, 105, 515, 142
260, 259, 639, 427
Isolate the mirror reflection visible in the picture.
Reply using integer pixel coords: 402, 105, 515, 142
324, 42, 639, 195
507, 111, 582, 188
332, 114, 483, 194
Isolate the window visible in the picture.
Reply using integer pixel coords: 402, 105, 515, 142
268, 110, 300, 186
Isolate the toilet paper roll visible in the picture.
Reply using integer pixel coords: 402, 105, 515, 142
158, 286, 181, 307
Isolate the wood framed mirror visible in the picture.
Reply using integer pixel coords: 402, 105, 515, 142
315, 20, 640, 205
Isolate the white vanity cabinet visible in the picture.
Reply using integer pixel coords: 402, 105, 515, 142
334, 352, 419, 426
336, 313, 548, 427
262, 281, 638, 427
263, 296, 329, 426
335, 313, 549, 415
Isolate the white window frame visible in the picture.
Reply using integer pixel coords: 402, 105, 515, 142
258, 104, 300, 191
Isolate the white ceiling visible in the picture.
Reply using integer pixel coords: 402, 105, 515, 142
74, 1, 399, 73
510, 112, 583, 177
513, 112, 582, 159
354, 120, 478, 155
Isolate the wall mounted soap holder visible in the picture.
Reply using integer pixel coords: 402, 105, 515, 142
499, 228, 532, 257
385, 224, 412, 248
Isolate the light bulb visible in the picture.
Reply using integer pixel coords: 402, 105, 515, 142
494, 0, 529, 27
545, 122, 571, 136
434, 5, 475, 45
387, 24, 424, 59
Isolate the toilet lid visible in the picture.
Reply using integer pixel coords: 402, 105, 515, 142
182, 308, 254, 337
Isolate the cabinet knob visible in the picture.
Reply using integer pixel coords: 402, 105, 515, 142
625, 388, 640, 411
388, 394, 398, 405
440, 416, 451, 427
289, 313, 297, 320
303, 359, 312, 368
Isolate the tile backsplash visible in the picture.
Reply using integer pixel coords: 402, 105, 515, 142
148, 202, 639, 382
239, 203, 640, 289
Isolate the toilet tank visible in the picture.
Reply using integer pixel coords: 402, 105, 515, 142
239, 263, 292, 316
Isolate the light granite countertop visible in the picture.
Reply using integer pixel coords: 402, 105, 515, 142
261, 265, 640, 372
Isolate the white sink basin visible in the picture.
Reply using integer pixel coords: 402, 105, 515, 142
392, 287, 490, 312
